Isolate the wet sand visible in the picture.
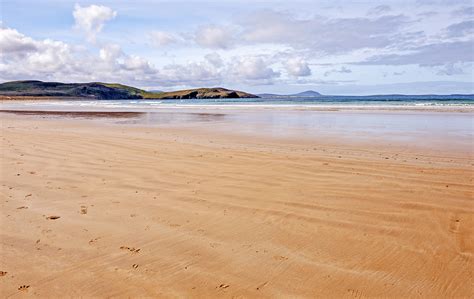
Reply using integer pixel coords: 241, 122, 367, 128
0, 112, 473, 297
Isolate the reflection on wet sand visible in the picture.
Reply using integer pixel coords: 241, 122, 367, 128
120, 112, 227, 125
0, 110, 145, 119
0, 110, 228, 124
1, 108, 472, 154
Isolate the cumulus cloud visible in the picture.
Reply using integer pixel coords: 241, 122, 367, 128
0, 26, 282, 87
149, 31, 180, 47
159, 61, 223, 86
0, 26, 155, 83
99, 43, 122, 63
194, 25, 234, 49
205, 52, 224, 67
0, 26, 79, 79
284, 58, 311, 77
0, 27, 37, 54
3, 2, 474, 90
73, 4, 117, 42
123, 55, 153, 72
229, 56, 280, 84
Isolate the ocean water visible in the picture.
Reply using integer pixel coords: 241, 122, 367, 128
1, 95, 473, 111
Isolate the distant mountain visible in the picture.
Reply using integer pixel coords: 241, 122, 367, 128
0, 81, 258, 99
258, 90, 322, 98
293, 90, 322, 97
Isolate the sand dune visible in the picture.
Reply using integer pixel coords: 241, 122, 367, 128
1, 115, 473, 298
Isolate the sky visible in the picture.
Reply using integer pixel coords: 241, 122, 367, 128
0, 0, 473, 95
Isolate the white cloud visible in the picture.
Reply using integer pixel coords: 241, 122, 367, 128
284, 58, 311, 77
0, 27, 78, 79
158, 61, 223, 86
229, 56, 280, 83
73, 4, 117, 42
2, 0, 474, 92
0, 27, 37, 54
99, 43, 122, 63
194, 25, 234, 49
27, 39, 73, 73
204, 52, 224, 67
123, 55, 153, 72
149, 31, 180, 47
0, 26, 155, 83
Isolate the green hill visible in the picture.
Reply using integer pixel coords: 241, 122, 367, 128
0, 80, 258, 99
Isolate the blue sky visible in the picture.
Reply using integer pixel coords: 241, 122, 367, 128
0, 0, 473, 94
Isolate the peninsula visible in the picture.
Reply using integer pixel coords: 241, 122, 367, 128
0, 80, 258, 100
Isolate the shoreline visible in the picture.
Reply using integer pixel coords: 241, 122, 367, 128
2, 99, 474, 113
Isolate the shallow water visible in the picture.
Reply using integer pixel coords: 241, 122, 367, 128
1, 94, 473, 111
2, 104, 473, 154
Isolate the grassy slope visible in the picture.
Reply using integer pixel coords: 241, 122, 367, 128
0, 81, 257, 99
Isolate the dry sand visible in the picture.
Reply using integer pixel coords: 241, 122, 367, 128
0, 114, 473, 298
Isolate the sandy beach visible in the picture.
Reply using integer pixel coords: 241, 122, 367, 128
0, 111, 473, 298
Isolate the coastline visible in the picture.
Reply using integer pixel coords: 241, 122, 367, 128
2, 98, 474, 113
1, 113, 472, 297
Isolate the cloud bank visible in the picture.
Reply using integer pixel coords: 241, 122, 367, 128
0, 1, 472, 94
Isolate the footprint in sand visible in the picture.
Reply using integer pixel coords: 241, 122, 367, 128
347, 288, 363, 298
120, 246, 141, 253
17, 206, 28, 210
449, 216, 461, 233
89, 237, 101, 245
273, 255, 288, 261
132, 264, 139, 269
18, 285, 30, 291
80, 206, 88, 215
0, 271, 7, 277
217, 284, 229, 289
46, 216, 61, 220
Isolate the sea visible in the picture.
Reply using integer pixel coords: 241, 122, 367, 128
1, 94, 473, 111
